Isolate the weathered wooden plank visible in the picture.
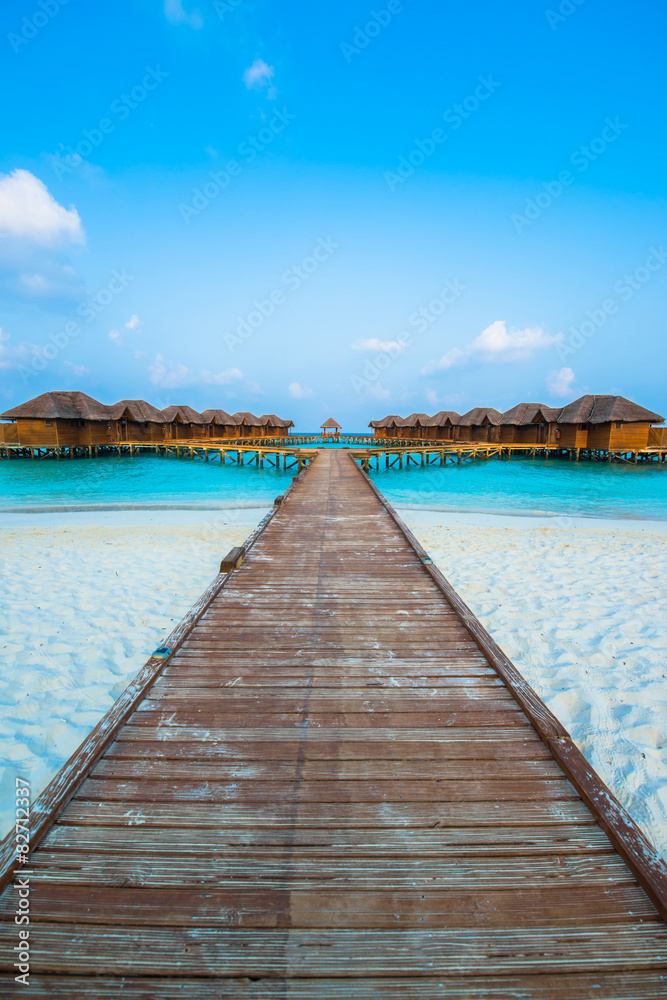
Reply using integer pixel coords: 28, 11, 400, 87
59, 799, 596, 828
92, 758, 562, 781
113, 725, 545, 744
2, 924, 666, 976
38, 823, 614, 856
106, 737, 553, 760
75, 776, 577, 803
20, 851, 633, 890
3, 972, 667, 999
0, 885, 656, 928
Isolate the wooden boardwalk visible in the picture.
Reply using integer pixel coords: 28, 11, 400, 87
1, 448, 666, 997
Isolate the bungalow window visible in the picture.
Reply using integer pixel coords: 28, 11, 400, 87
615, 422, 622, 429
45, 420, 52, 426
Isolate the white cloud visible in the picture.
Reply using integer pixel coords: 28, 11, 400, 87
0, 170, 85, 246
62, 361, 89, 378
546, 366, 575, 397
421, 320, 563, 375
368, 383, 391, 401
0, 330, 29, 370
288, 381, 314, 400
133, 350, 146, 360
149, 355, 245, 389
109, 329, 121, 344
164, 0, 203, 28
125, 314, 142, 330
470, 320, 562, 362
351, 338, 407, 355
420, 347, 465, 375
243, 59, 275, 94
200, 367, 243, 385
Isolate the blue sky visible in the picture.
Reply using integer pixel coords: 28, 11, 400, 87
0, 0, 665, 430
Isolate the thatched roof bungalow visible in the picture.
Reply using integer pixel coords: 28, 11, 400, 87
109, 399, 167, 442
498, 403, 559, 445
553, 395, 664, 451
261, 414, 294, 438
231, 412, 264, 439
456, 407, 502, 443
423, 411, 460, 441
0, 391, 113, 448
200, 409, 239, 439
368, 415, 408, 439
162, 405, 206, 440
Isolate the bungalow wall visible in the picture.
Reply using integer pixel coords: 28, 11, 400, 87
588, 422, 651, 452
113, 421, 165, 443
0, 423, 19, 444
10, 418, 111, 447
470, 425, 499, 443
649, 426, 667, 447
555, 424, 588, 450
165, 422, 205, 440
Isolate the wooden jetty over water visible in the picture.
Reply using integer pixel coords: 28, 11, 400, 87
1, 449, 666, 997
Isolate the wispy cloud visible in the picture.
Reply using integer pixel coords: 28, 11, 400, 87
0, 169, 85, 246
125, 314, 142, 330
243, 59, 276, 97
368, 383, 391, 400
288, 381, 313, 400
62, 360, 89, 378
351, 338, 407, 355
164, 0, 203, 28
109, 329, 121, 345
546, 366, 575, 397
421, 320, 563, 375
149, 354, 245, 389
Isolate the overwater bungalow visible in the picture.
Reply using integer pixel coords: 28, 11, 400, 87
109, 399, 167, 442
425, 410, 460, 441
456, 407, 502, 443
368, 415, 408, 439
498, 403, 560, 445
401, 413, 431, 440
161, 405, 206, 440
232, 412, 264, 439
200, 409, 239, 439
261, 414, 294, 438
553, 395, 664, 452
0, 391, 113, 448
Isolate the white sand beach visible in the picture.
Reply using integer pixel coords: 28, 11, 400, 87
0, 506, 666, 858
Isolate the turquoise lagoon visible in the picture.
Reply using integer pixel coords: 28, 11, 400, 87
0, 449, 665, 520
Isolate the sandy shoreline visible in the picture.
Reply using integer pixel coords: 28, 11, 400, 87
0, 504, 665, 858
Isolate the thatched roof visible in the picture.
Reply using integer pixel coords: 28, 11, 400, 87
161, 405, 205, 425
424, 410, 460, 427
109, 399, 167, 423
403, 412, 431, 427
555, 395, 664, 425
200, 409, 238, 425
368, 415, 407, 429
232, 411, 263, 427
1, 391, 111, 422
261, 414, 295, 428
458, 407, 502, 427
321, 417, 342, 429
499, 403, 560, 426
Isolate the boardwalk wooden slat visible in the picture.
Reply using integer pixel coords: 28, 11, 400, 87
0, 448, 665, 997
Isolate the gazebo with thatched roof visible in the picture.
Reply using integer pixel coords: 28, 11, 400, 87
321, 417, 342, 437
